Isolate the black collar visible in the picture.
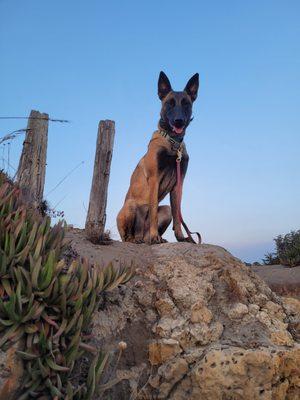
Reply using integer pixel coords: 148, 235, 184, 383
159, 130, 184, 151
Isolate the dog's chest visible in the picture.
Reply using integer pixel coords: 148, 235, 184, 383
157, 148, 188, 200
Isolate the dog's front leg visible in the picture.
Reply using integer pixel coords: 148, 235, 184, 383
148, 176, 161, 244
170, 188, 185, 241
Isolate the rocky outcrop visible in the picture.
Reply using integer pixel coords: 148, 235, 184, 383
74, 239, 300, 400
1, 229, 300, 399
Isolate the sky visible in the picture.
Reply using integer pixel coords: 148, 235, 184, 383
0, 0, 299, 263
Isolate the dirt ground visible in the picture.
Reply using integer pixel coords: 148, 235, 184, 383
252, 263, 300, 298
65, 228, 153, 267
66, 228, 300, 299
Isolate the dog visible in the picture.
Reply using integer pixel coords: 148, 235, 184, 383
117, 71, 199, 244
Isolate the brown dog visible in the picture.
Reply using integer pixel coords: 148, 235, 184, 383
117, 71, 199, 244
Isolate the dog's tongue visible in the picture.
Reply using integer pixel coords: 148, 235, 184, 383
173, 126, 184, 135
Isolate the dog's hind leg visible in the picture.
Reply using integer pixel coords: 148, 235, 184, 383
117, 207, 127, 241
117, 200, 137, 242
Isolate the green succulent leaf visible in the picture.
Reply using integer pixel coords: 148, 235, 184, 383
0, 172, 134, 398
45, 357, 70, 372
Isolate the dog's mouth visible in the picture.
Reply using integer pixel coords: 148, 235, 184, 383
171, 125, 185, 135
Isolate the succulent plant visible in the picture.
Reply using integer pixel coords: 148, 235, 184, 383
0, 172, 134, 399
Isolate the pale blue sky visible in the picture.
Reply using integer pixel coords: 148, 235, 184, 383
1, 0, 299, 262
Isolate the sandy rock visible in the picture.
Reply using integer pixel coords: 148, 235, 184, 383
0, 342, 23, 400
282, 297, 300, 316
227, 302, 249, 319
154, 317, 186, 338
156, 358, 189, 398
190, 301, 213, 323
63, 231, 300, 400
270, 330, 294, 346
264, 300, 286, 319
189, 347, 300, 400
155, 296, 177, 318
249, 303, 260, 314
149, 339, 182, 365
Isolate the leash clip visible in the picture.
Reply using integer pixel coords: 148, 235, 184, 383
176, 149, 182, 163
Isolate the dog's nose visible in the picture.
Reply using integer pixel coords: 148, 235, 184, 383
174, 119, 184, 128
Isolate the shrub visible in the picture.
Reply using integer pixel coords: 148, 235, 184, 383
0, 172, 134, 399
275, 230, 300, 267
252, 261, 262, 266
262, 252, 280, 266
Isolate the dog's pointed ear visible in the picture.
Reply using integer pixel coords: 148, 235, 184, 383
158, 71, 172, 100
184, 73, 199, 102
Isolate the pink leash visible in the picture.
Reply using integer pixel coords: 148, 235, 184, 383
176, 157, 202, 244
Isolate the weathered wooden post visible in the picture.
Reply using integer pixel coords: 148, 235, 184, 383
85, 120, 115, 243
17, 110, 49, 208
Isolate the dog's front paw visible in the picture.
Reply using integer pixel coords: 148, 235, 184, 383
150, 235, 163, 245
183, 237, 195, 243
175, 233, 185, 242
133, 239, 145, 244
124, 236, 135, 243
176, 235, 194, 243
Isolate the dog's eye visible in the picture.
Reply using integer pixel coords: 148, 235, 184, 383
168, 99, 175, 107
181, 99, 190, 107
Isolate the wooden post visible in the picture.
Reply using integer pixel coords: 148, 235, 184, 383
17, 110, 49, 208
85, 120, 115, 243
